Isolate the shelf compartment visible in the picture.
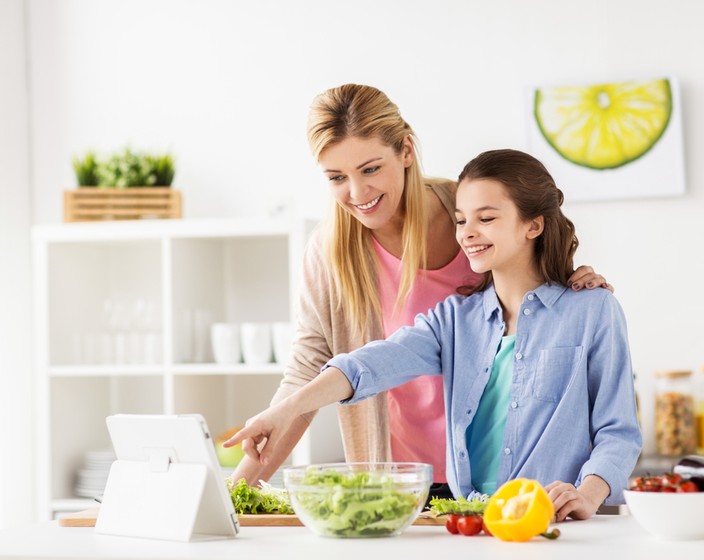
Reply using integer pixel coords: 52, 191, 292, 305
47, 240, 162, 366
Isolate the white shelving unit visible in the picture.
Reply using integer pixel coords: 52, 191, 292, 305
32, 218, 344, 520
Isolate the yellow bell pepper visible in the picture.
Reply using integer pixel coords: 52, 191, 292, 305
483, 478, 555, 542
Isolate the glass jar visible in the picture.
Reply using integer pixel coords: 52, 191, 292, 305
655, 370, 696, 456
696, 367, 704, 455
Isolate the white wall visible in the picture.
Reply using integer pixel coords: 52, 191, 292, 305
13, 0, 704, 517
0, 0, 33, 528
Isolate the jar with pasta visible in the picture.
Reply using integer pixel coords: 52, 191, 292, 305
655, 370, 696, 456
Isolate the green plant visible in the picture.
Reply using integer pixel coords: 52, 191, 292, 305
72, 148, 176, 188
72, 152, 99, 186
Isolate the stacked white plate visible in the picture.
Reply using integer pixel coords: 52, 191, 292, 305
74, 450, 116, 499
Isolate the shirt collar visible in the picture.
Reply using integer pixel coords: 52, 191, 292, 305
532, 282, 569, 307
481, 281, 568, 320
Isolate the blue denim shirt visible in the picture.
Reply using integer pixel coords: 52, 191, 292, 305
327, 282, 642, 504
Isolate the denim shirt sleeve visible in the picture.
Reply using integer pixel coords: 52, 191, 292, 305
325, 304, 447, 403
576, 293, 642, 504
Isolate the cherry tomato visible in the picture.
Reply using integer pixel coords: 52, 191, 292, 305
677, 480, 699, 493
457, 515, 483, 536
445, 514, 459, 534
481, 516, 493, 536
662, 472, 682, 486
643, 478, 662, 492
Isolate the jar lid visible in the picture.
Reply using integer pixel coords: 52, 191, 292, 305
656, 370, 692, 378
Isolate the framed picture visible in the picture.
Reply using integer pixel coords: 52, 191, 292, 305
526, 76, 685, 201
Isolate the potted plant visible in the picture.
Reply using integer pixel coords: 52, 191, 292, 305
65, 148, 181, 222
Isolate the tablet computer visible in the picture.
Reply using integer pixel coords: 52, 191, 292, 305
95, 413, 239, 541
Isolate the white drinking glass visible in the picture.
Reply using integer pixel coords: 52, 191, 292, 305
271, 322, 293, 365
192, 308, 213, 363
210, 323, 242, 364
240, 322, 273, 365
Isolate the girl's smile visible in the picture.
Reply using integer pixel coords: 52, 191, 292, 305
463, 243, 492, 256
454, 178, 540, 277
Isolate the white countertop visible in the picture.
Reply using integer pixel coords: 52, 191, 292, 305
0, 515, 701, 559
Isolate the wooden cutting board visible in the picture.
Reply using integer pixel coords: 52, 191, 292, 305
58, 509, 445, 528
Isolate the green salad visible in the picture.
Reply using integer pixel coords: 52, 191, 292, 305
227, 478, 294, 515
290, 470, 422, 537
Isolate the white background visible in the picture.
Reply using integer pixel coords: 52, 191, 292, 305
2, 0, 704, 527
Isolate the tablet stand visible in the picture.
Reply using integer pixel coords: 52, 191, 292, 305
95, 449, 214, 542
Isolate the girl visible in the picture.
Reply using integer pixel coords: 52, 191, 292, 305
227, 85, 610, 500
229, 149, 641, 521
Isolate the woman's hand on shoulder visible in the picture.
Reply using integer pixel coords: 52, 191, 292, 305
568, 265, 614, 293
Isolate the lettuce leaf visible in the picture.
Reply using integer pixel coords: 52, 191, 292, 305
425, 493, 488, 516
227, 478, 294, 515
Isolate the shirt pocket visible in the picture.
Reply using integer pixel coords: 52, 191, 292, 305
533, 346, 583, 402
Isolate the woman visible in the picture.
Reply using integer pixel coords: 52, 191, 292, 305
227, 86, 609, 497
229, 149, 641, 520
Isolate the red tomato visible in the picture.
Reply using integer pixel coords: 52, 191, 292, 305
662, 472, 682, 486
457, 515, 483, 536
481, 516, 493, 536
445, 514, 460, 534
677, 480, 699, 493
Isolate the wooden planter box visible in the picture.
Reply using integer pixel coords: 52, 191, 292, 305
64, 187, 182, 222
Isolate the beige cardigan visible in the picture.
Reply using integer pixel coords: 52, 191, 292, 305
270, 180, 458, 462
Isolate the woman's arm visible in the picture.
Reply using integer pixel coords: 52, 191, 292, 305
227, 234, 337, 484
226, 367, 353, 465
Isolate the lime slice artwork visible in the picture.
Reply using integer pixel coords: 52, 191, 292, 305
534, 78, 672, 170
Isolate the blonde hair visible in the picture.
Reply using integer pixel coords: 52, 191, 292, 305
307, 84, 428, 337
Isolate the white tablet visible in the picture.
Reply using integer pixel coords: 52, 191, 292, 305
95, 413, 239, 541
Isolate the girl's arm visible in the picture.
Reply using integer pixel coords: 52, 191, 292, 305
545, 475, 611, 521
226, 367, 353, 466
228, 417, 310, 484
229, 233, 338, 484
573, 294, 641, 511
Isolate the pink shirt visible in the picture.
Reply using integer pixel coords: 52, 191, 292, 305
373, 237, 480, 482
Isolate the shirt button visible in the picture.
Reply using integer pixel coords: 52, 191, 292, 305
504, 448, 511, 455
523, 308, 531, 316
527, 294, 535, 301
511, 401, 518, 409
459, 451, 466, 458
515, 352, 523, 360
466, 408, 472, 415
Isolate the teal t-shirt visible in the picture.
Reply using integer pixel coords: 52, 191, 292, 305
465, 335, 515, 495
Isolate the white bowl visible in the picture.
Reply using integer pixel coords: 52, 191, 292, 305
624, 489, 704, 540
283, 462, 432, 538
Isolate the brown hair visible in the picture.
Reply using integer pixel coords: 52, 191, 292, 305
457, 149, 578, 294
307, 84, 428, 337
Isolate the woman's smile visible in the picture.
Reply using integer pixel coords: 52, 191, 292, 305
354, 194, 384, 212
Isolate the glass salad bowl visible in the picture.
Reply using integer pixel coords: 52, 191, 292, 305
283, 462, 432, 538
